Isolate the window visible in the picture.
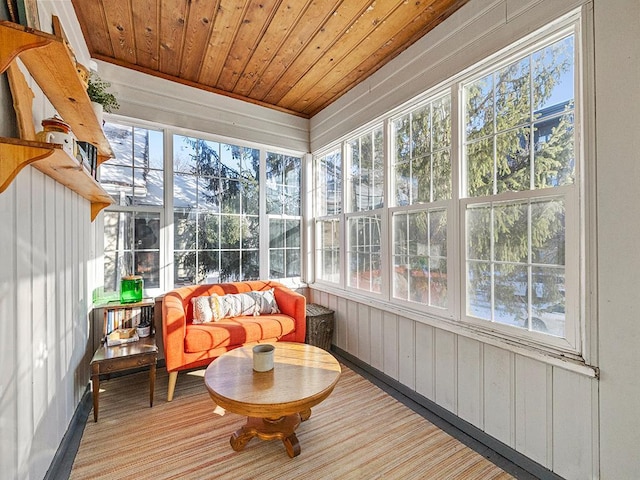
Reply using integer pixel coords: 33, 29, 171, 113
315, 148, 342, 283
101, 123, 164, 296
391, 94, 451, 310
462, 34, 575, 340
266, 152, 302, 279
346, 127, 384, 294
173, 135, 260, 284
101, 123, 304, 297
312, 21, 580, 352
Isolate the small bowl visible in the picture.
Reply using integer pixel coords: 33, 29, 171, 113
137, 325, 151, 338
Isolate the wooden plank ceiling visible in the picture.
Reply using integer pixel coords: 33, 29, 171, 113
72, 0, 469, 118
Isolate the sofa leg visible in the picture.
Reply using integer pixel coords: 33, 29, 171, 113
167, 371, 178, 402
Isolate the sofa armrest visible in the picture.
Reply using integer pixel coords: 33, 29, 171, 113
273, 286, 306, 343
162, 291, 188, 372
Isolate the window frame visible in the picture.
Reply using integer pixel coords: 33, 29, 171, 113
98, 118, 306, 299
310, 14, 584, 356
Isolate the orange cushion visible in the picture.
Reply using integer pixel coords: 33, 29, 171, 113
184, 314, 296, 353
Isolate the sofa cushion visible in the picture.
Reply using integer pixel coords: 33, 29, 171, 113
211, 292, 259, 321
191, 296, 213, 324
184, 314, 296, 353
249, 288, 280, 314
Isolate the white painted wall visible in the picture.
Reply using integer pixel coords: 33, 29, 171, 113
95, 61, 310, 154
0, 4, 97, 478
309, 0, 640, 479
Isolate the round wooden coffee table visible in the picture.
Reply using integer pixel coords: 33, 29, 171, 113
204, 342, 341, 457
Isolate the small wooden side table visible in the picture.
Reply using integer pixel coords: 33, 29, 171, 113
90, 336, 158, 422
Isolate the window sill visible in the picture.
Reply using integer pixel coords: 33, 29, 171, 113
309, 282, 598, 379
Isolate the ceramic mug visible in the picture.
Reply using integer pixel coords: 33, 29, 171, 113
252, 344, 275, 372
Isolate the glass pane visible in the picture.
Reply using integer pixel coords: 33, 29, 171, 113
284, 185, 300, 216
269, 218, 285, 248
394, 114, 411, 162
432, 95, 451, 150
104, 211, 133, 251
100, 164, 134, 206
432, 150, 451, 201
220, 251, 240, 282
132, 168, 163, 206
174, 251, 196, 286
393, 213, 408, 256
198, 176, 220, 211
270, 249, 284, 278
147, 129, 164, 170
197, 140, 222, 178
220, 215, 241, 249
466, 205, 491, 261
173, 173, 198, 208
284, 156, 301, 187
496, 128, 531, 194
104, 123, 132, 166
173, 135, 200, 174
429, 257, 448, 308
466, 138, 493, 197
429, 210, 447, 257
465, 74, 494, 141
243, 217, 260, 249
174, 210, 196, 250
286, 220, 300, 247
393, 255, 409, 300
394, 160, 411, 206
414, 154, 431, 203
408, 211, 428, 256
411, 105, 430, 158
133, 128, 151, 169
104, 251, 133, 292
220, 144, 241, 174
494, 263, 528, 327
135, 251, 159, 288
325, 151, 342, 215
531, 266, 565, 337
242, 250, 260, 280
533, 36, 574, 113
467, 261, 491, 320
494, 202, 528, 263
534, 113, 575, 188
243, 180, 260, 215
241, 147, 260, 178
198, 213, 219, 250
495, 57, 530, 129
134, 214, 159, 249
286, 249, 300, 277
531, 198, 565, 265
221, 179, 241, 213
266, 185, 282, 214
198, 251, 220, 284
409, 256, 429, 303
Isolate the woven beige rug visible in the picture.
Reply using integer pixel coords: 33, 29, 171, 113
71, 365, 514, 480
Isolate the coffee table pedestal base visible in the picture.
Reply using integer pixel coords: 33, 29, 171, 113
230, 409, 311, 458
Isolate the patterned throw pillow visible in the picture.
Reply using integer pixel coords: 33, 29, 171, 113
210, 292, 259, 321
249, 289, 280, 314
191, 296, 213, 324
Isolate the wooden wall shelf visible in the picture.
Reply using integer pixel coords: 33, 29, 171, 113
0, 21, 114, 220
0, 21, 113, 163
0, 137, 112, 220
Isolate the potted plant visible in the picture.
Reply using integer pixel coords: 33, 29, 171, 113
87, 72, 119, 123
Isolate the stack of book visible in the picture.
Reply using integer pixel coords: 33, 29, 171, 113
106, 328, 139, 347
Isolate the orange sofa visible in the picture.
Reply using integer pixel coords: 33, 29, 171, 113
162, 280, 306, 401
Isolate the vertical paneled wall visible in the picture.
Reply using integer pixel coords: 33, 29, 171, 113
310, 289, 597, 479
0, 169, 93, 479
